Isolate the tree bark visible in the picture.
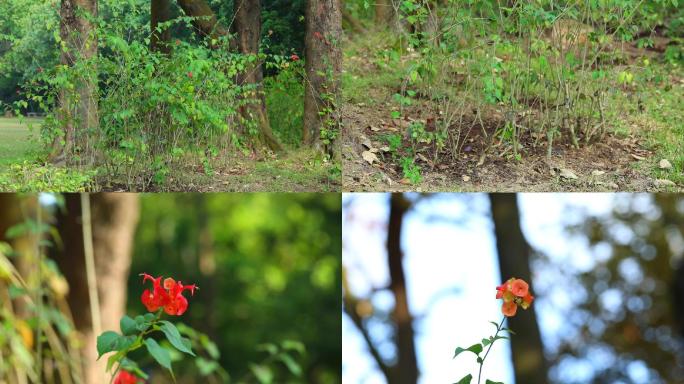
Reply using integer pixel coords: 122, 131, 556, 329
488, 194, 548, 384
50, 0, 99, 164
375, 0, 394, 26
304, 0, 342, 155
151, 0, 173, 53
387, 193, 419, 383
53, 194, 140, 384
175, 0, 229, 41
233, 0, 282, 151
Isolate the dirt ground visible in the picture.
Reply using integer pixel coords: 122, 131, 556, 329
341, 41, 682, 193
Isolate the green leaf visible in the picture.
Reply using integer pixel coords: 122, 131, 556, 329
134, 315, 153, 332
486, 380, 504, 384
120, 316, 137, 336
281, 340, 305, 355
159, 321, 195, 356
97, 331, 135, 359
119, 358, 149, 380
278, 353, 302, 376
249, 364, 273, 384
453, 343, 483, 359
455, 374, 473, 384
144, 338, 173, 376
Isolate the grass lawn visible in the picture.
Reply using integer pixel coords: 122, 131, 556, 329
0, 117, 42, 168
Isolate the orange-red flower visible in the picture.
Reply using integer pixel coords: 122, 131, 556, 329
290, 54, 300, 61
141, 273, 197, 316
496, 277, 534, 317
113, 370, 142, 384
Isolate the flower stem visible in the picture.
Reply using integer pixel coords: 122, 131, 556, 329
477, 316, 506, 384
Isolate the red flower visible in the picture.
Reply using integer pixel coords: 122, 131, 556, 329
496, 277, 534, 317
290, 54, 300, 61
113, 370, 142, 384
140, 273, 197, 316
187, 71, 193, 78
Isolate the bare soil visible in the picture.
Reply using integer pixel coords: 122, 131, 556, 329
341, 41, 682, 192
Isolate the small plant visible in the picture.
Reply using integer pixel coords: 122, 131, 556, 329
400, 156, 422, 184
453, 278, 535, 384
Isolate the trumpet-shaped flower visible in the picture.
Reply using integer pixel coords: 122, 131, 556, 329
496, 277, 534, 317
140, 273, 197, 316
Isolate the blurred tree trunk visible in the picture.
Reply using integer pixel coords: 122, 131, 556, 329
387, 193, 419, 383
489, 193, 548, 384
151, 0, 172, 53
50, 0, 98, 164
304, 0, 342, 156
375, 0, 394, 26
53, 194, 140, 384
233, 0, 282, 151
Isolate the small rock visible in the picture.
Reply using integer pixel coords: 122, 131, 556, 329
659, 159, 673, 170
462, 175, 471, 182
362, 151, 378, 165
559, 168, 579, 180
591, 170, 606, 176
655, 179, 676, 188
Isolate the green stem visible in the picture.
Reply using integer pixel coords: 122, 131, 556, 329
477, 316, 506, 384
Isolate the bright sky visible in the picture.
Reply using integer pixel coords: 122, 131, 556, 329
342, 193, 622, 384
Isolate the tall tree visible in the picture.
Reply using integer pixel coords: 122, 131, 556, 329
304, 0, 342, 154
150, 0, 173, 53
175, 0, 282, 151
50, 0, 99, 164
233, 0, 282, 151
53, 194, 140, 384
488, 194, 548, 384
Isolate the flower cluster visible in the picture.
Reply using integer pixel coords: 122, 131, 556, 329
140, 273, 197, 316
290, 54, 300, 61
113, 370, 142, 384
496, 277, 534, 317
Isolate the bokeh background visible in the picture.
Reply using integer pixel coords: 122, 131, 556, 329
343, 193, 684, 384
0, 193, 341, 383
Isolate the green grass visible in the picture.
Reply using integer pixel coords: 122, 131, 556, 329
0, 117, 42, 168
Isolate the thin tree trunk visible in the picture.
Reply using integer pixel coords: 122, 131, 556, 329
50, 0, 98, 165
489, 193, 548, 384
151, 0, 172, 53
233, 0, 282, 151
304, 0, 342, 155
387, 193, 419, 383
53, 194, 140, 384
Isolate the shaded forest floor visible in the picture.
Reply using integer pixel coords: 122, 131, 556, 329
341, 32, 684, 192
0, 118, 339, 192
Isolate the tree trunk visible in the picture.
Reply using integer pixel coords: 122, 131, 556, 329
53, 194, 140, 384
233, 0, 282, 151
387, 194, 419, 383
375, 0, 394, 26
488, 193, 548, 384
304, 0, 342, 155
50, 0, 99, 164
175, 0, 229, 41
151, 0, 172, 53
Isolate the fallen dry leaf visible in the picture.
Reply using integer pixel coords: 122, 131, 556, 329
362, 151, 378, 165
591, 170, 606, 176
559, 168, 579, 180
631, 154, 646, 161
659, 159, 673, 170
